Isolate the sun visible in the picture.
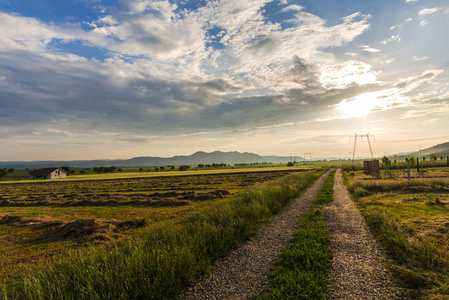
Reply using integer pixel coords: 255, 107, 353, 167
336, 93, 377, 117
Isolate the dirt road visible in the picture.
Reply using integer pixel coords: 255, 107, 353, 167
180, 171, 331, 300
323, 169, 402, 299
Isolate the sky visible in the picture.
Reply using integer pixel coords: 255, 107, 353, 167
1, 0, 449, 161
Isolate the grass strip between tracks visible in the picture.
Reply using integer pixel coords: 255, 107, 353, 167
3, 171, 322, 300
258, 170, 335, 300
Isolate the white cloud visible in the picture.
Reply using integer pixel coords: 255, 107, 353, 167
413, 56, 428, 61
381, 35, 401, 44
405, 0, 418, 3
280, 5, 304, 12
390, 17, 413, 30
361, 45, 381, 53
381, 58, 395, 65
320, 60, 379, 89
419, 7, 441, 16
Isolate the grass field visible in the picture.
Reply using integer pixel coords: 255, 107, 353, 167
0, 165, 314, 184
0, 167, 323, 299
346, 169, 449, 299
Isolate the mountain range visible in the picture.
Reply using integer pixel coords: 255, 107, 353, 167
2, 142, 449, 170
0, 151, 298, 170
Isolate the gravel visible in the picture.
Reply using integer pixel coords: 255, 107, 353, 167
323, 169, 403, 299
179, 171, 331, 300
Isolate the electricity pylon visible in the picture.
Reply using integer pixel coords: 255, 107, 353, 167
303, 153, 313, 164
351, 133, 375, 168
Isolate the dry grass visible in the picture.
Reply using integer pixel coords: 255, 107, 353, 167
0, 171, 302, 287
350, 177, 449, 197
3, 171, 321, 299
346, 170, 449, 299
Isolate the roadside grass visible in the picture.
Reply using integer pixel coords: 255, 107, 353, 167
346, 171, 449, 299
258, 170, 335, 300
3, 171, 321, 299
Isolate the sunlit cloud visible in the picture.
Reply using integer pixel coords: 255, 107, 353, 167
336, 88, 408, 118
361, 45, 381, 53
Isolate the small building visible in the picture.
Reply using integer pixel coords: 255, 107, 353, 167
363, 160, 380, 175
30, 168, 67, 180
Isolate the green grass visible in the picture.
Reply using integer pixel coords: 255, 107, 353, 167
258, 170, 335, 300
346, 171, 449, 299
3, 171, 321, 299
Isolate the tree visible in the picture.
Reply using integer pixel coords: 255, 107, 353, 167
430, 153, 437, 161
409, 156, 416, 168
80, 170, 86, 175
0, 169, 7, 179
61, 166, 76, 175
179, 165, 190, 171
287, 162, 294, 167
381, 155, 391, 173
7, 168, 14, 174
381, 156, 391, 168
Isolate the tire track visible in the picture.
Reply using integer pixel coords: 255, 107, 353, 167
180, 170, 331, 300
323, 169, 402, 299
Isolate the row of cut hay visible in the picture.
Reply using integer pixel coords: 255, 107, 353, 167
3, 171, 321, 300
350, 177, 449, 197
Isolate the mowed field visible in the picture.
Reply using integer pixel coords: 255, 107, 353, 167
0, 167, 311, 288
346, 168, 449, 299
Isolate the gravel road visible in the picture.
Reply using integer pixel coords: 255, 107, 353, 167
323, 169, 402, 299
180, 170, 331, 300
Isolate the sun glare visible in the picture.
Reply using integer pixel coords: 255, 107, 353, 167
336, 93, 377, 117
336, 89, 404, 118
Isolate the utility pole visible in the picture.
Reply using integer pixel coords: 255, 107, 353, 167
350, 133, 375, 171
303, 153, 312, 164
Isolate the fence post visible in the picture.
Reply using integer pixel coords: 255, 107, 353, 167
407, 158, 411, 181
417, 158, 419, 173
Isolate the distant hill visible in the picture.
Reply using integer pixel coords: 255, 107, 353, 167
410, 142, 449, 157
390, 142, 449, 159
0, 151, 296, 169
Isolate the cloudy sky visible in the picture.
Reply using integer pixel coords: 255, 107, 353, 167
1, 0, 448, 161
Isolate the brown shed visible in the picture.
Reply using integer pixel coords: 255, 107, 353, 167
363, 160, 380, 175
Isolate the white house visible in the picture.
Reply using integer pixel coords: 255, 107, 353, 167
30, 168, 67, 180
